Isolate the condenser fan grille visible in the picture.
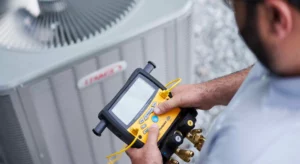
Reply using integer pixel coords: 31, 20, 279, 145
0, 0, 138, 50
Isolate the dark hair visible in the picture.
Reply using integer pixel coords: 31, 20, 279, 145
244, 0, 300, 10
289, 0, 300, 9
240, 1, 274, 72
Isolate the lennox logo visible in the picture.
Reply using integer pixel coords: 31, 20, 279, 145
77, 61, 127, 89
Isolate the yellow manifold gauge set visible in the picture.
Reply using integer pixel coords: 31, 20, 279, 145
93, 62, 205, 164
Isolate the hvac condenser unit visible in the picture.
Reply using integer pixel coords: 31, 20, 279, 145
0, 0, 194, 163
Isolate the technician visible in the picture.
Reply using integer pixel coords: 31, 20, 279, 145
127, 0, 300, 163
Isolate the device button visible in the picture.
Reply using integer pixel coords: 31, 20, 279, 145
144, 114, 150, 120
143, 128, 149, 134
144, 107, 155, 121
144, 111, 151, 120
139, 118, 145, 124
149, 107, 154, 113
151, 115, 159, 123
141, 124, 147, 129
152, 102, 157, 107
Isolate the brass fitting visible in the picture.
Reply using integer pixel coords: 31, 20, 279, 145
195, 137, 205, 151
175, 148, 194, 157
175, 148, 193, 162
169, 158, 179, 164
186, 130, 205, 151
190, 129, 202, 135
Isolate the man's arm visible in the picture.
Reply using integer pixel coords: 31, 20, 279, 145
202, 66, 253, 106
154, 66, 252, 114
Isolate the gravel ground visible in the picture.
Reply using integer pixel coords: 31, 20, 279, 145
174, 0, 256, 163
193, 0, 256, 137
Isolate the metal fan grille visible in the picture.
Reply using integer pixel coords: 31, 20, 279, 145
0, 0, 138, 50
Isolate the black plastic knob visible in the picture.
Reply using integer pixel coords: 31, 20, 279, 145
177, 113, 196, 135
93, 120, 107, 136
166, 132, 183, 149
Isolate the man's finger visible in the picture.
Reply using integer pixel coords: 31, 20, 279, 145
155, 97, 180, 115
146, 124, 159, 146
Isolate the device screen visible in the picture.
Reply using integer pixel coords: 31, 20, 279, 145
111, 77, 155, 125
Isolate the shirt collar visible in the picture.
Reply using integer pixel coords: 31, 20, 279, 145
269, 74, 300, 97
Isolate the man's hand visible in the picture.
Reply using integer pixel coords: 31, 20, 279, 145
154, 67, 252, 115
126, 124, 163, 164
154, 83, 217, 115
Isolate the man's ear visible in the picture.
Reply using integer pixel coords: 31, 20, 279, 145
264, 0, 293, 39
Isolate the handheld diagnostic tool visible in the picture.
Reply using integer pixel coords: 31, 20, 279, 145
93, 62, 205, 164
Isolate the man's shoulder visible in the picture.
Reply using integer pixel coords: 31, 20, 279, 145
199, 106, 300, 164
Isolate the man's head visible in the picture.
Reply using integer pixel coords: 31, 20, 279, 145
225, 0, 300, 77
